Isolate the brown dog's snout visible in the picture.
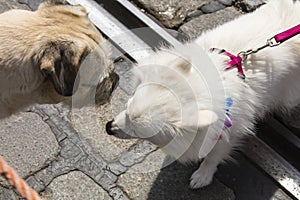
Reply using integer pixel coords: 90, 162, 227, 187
106, 120, 115, 135
111, 72, 120, 92
95, 72, 120, 105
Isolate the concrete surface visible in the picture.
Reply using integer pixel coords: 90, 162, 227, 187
0, 0, 298, 200
179, 6, 242, 39
132, 0, 213, 28
0, 0, 28, 12
0, 112, 59, 177
234, 0, 265, 12
130, 0, 263, 29
41, 171, 111, 200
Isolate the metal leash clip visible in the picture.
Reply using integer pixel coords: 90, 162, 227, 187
237, 39, 274, 61
238, 50, 255, 61
267, 37, 281, 47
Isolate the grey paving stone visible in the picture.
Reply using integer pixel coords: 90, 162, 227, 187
217, 0, 233, 6
179, 6, 242, 39
76, 155, 105, 175
0, 165, 12, 189
119, 141, 157, 167
186, 9, 203, 21
166, 28, 189, 42
31, 157, 78, 192
108, 148, 167, 176
0, 186, 19, 200
109, 187, 130, 200
0, 112, 59, 178
96, 170, 118, 191
234, 0, 265, 12
41, 171, 111, 200
18, 0, 44, 10
26, 176, 45, 193
107, 162, 128, 176
0, 0, 29, 13
201, 1, 226, 13
132, 0, 213, 28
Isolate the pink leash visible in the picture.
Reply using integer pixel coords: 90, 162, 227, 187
274, 24, 300, 44
212, 23, 300, 79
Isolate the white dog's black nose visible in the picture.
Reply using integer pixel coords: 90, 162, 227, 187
106, 120, 115, 135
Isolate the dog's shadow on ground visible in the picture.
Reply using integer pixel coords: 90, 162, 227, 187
147, 161, 234, 200
147, 152, 283, 200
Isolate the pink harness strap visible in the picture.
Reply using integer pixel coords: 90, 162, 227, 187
223, 51, 245, 79
210, 48, 245, 79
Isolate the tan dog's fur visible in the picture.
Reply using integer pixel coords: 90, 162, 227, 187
0, 1, 116, 118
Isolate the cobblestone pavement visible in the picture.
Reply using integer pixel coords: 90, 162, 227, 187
0, 0, 296, 200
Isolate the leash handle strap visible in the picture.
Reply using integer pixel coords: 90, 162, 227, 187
274, 24, 300, 43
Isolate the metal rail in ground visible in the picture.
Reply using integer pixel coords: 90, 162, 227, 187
67, 0, 300, 199
67, 0, 180, 61
67, 0, 151, 61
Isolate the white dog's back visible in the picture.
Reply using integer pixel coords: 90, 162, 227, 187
197, 0, 300, 115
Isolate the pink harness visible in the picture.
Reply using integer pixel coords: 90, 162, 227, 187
212, 24, 300, 79
212, 23, 300, 133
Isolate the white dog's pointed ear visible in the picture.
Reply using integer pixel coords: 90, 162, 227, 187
121, 67, 143, 95
198, 110, 218, 127
169, 57, 192, 74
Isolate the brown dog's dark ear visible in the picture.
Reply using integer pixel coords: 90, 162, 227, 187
39, 42, 83, 96
39, 44, 62, 93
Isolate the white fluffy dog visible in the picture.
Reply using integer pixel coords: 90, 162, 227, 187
106, 0, 300, 188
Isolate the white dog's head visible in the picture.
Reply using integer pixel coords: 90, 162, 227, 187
106, 48, 225, 160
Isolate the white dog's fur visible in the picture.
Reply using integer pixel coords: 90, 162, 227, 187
107, 0, 300, 188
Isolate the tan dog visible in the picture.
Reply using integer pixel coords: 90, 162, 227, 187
0, 0, 118, 118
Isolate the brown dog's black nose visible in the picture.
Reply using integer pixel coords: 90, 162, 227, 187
106, 120, 115, 135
